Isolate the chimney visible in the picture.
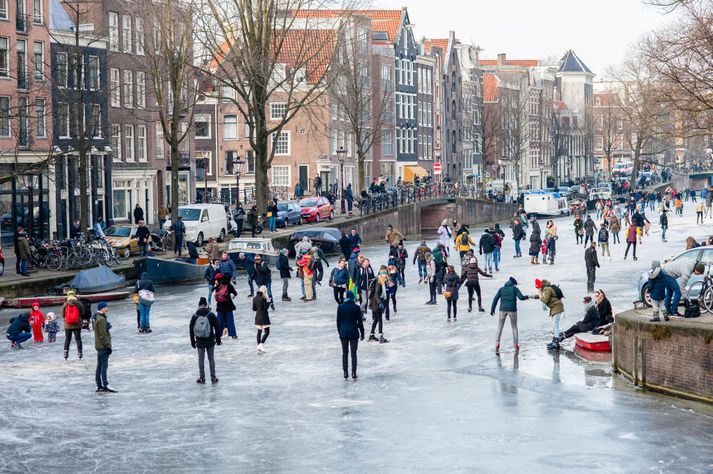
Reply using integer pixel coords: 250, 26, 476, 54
497, 53, 506, 66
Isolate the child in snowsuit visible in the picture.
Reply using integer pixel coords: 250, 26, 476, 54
45, 312, 59, 342
28, 301, 45, 342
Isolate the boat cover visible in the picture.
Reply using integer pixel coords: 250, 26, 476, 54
68, 265, 126, 293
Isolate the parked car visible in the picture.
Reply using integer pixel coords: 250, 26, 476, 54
589, 187, 612, 201
276, 201, 302, 227
299, 197, 334, 223
105, 225, 139, 258
637, 247, 713, 307
163, 203, 228, 246
288, 228, 342, 257
567, 185, 588, 200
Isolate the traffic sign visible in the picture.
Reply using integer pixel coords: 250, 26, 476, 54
434, 162, 442, 172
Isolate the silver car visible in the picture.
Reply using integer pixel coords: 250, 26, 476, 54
637, 247, 713, 306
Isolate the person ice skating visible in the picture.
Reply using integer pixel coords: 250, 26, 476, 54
492, 224, 504, 271
134, 272, 155, 333
276, 248, 292, 301
584, 215, 597, 246
238, 252, 255, 296
339, 232, 353, 260
367, 267, 389, 343
190, 297, 221, 384
45, 312, 59, 342
478, 229, 495, 273
93, 302, 116, 393
624, 223, 638, 261
336, 291, 364, 379
29, 301, 45, 343
438, 219, 452, 257
511, 216, 525, 258
535, 279, 565, 351
585, 241, 600, 293
598, 222, 611, 261
545, 220, 557, 265
609, 214, 621, 244
558, 295, 600, 341
647, 261, 668, 322
413, 240, 431, 284
253, 254, 274, 309
573, 215, 584, 245
348, 228, 363, 251
204, 259, 219, 304
443, 265, 461, 322
329, 259, 350, 304
6, 312, 31, 349
529, 220, 541, 265
389, 243, 408, 284
385, 264, 402, 320
218, 252, 237, 280
385, 224, 404, 249
296, 250, 316, 302
62, 293, 84, 359
460, 257, 492, 312
310, 245, 330, 287
490, 277, 531, 353
356, 258, 375, 314
425, 253, 438, 305
213, 274, 238, 338
696, 201, 704, 224
660, 209, 669, 242
294, 235, 313, 257
253, 286, 271, 353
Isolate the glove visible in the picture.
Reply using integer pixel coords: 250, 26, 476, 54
108, 348, 113, 354
490, 312, 495, 317
360, 335, 364, 341
191, 343, 196, 349
216, 340, 222, 346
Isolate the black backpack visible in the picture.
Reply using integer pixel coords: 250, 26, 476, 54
461, 233, 469, 245
551, 284, 564, 300
684, 304, 701, 318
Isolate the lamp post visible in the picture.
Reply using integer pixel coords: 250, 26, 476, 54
337, 145, 346, 215
234, 156, 245, 205
197, 152, 209, 202
23, 173, 38, 240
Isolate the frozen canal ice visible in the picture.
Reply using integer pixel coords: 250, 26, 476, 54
2, 206, 713, 472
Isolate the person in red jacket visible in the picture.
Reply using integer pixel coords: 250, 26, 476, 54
28, 301, 45, 342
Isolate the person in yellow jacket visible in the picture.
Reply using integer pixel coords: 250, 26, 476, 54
455, 230, 475, 258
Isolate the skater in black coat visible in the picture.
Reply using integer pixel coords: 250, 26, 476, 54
336, 292, 364, 379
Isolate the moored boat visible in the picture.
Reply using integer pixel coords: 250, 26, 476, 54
133, 257, 207, 284
4, 291, 130, 308
574, 332, 611, 352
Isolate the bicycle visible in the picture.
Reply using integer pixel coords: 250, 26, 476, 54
686, 272, 713, 313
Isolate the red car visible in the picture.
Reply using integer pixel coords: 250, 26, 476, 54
299, 197, 334, 223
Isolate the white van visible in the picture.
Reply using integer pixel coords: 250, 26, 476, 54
524, 191, 570, 217
163, 204, 228, 246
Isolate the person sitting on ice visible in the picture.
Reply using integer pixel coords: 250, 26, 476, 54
557, 295, 600, 342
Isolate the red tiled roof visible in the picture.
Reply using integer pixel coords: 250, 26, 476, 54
291, 9, 403, 44
554, 100, 568, 111
483, 73, 498, 101
423, 38, 449, 55
479, 59, 540, 67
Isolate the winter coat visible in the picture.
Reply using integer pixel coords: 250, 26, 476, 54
438, 225, 452, 247
134, 272, 155, 293
584, 247, 600, 269
204, 265, 217, 285
253, 261, 272, 285
336, 300, 365, 340
426, 259, 437, 282
455, 232, 475, 252
17, 236, 30, 259
368, 280, 387, 312
663, 259, 696, 290
214, 282, 237, 312
539, 280, 564, 316
349, 233, 363, 249
385, 228, 404, 247
479, 233, 495, 254
339, 235, 353, 256
276, 254, 292, 279
579, 304, 600, 330
92, 312, 112, 350
389, 247, 408, 270
573, 218, 584, 234
659, 213, 668, 227
633, 212, 644, 227
597, 227, 609, 243
62, 298, 83, 330
330, 267, 350, 287
596, 298, 614, 325
609, 217, 620, 233
626, 226, 637, 243
253, 293, 271, 326
413, 244, 431, 263
171, 220, 186, 236
29, 310, 45, 330
511, 221, 525, 241
347, 252, 360, 280
6, 313, 31, 337
189, 307, 221, 349
443, 273, 461, 301
218, 258, 237, 277
584, 218, 596, 236
490, 279, 528, 313
136, 225, 150, 244
356, 265, 375, 291
242, 254, 255, 276
529, 231, 541, 254
460, 262, 488, 286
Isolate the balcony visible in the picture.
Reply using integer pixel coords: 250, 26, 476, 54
16, 14, 29, 33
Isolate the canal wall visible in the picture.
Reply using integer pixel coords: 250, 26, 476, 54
613, 309, 713, 403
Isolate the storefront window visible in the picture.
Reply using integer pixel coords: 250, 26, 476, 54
113, 188, 127, 221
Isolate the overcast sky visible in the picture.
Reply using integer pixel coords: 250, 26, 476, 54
374, 0, 675, 77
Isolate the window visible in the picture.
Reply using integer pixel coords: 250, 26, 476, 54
156, 123, 164, 159
32, 0, 42, 23
124, 124, 134, 161
396, 128, 401, 153
272, 131, 290, 155
0, 0, 6, 19
244, 122, 251, 138
0, 97, 8, 136
88, 55, 99, 90
123, 70, 133, 108
17, 40, 26, 89
135, 18, 144, 55
136, 71, 145, 108
122, 15, 132, 53
0, 37, 8, 77
270, 102, 287, 120
195, 114, 210, 138
110, 68, 120, 107
89, 104, 101, 138
383, 129, 393, 155
153, 23, 161, 55
57, 102, 69, 138
224, 150, 236, 175
33, 42, 43, 80
35, 98, 45, 138
108, 12, 119, 51
246, 150, 255, 174
272, 165, 290, 186
223, 115, 237, 139
137, 124, 147, 162
111, 124, 121, 161
18, 97, 28, 147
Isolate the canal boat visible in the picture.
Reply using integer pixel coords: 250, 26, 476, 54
3, 291, 130, 308
133, 257, 207, 284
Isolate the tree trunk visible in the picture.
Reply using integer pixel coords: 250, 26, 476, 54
254, 134, 269, 212
631, 146, 642, 192
357, 149, 366, 191
170, 145, 179, 216
78, 151, 88, 230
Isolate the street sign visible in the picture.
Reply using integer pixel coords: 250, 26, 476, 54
434, 162, 442, 174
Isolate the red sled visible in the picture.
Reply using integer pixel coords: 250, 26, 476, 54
574, 332, 611, 352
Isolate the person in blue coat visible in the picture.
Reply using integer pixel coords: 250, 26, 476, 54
239, 252, 255, 296
336, 292, 364, 379
218, 252, 237, 279
6, 313, 32, 349
648, 260, 668, 322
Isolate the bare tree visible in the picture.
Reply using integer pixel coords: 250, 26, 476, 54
499, 84, 530, 194
595, 94, 620, 182
546, 108, 567, 186
197, 0, 356, 210
479, 100, 500, 193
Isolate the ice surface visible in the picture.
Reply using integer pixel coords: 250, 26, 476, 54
2, 205, 713, 472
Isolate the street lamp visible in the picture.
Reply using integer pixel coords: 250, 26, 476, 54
337, 145, 346, 215
233, 156, 245, 205
23, 173, 38, 239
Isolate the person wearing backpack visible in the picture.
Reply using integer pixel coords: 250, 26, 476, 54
534, 279, 565, 351
189, 297, 221, 384
478, 229, 495, 273
492, 224, 505, 270
412, 240, 431, 284
510, 217, 525, 258
213, 274, 238, 338
455, 229, 475, 260
329, 259, 350, 304
367, 267, 389, 343
134, 272, 156, 333
598, 222, 611, 261
62, 293, 84, 360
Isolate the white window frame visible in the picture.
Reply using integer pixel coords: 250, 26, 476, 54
111, 124, 121, 162
137, 124, 147, 162
156, 122, 164, 159
271, 165, 290, 187
272, 130, 291, 156
122, 15, 132, 53
110, 68, 120, 107
35, 98, 45, 138
33, 41, 43, 81
135, 18, 144, 55
32, 0, 42, 24
124, 124, 135, 162
270, 102, 287, 121
195, 114, 211, 138
0, 0, 7, 19
88, 55, 99, 90
223, 115, 237, 140
136, 71, 145, 108
0, 37, 8, 77
383, 129, 393, 155
0, 96, 10, 137
123, 70, 133, 108
108, 12, 119, 51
